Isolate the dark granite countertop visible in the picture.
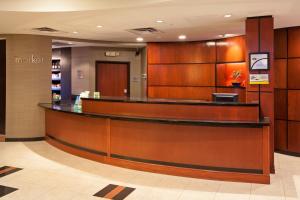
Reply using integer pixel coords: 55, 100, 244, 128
39, 103, 269, 128
81, 96, 259, 107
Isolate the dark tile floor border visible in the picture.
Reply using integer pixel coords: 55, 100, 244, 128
94, 184, 135, 200
0, 185, 18, 197
0, 166, 22, 178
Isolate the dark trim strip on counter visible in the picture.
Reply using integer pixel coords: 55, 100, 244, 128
111, 154, 263, 174
5, 137, 45, 142
47, 135, 107, 156
106, 115, 268, 128
46, 135, 263, 174
39, 103, 270, 128
81, 98, 259, 107
276, 150, 300, 157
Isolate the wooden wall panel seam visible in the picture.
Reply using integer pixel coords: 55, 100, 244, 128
146, 85, 246, 89
263, 126, 270, 174
106, 118, 111, 157
148, 62, 216, 65
148, 85, 216, 87
148, 61, 246, 65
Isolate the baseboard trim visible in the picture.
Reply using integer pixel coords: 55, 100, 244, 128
5, 137, 45, 142
276, 150, 300, 157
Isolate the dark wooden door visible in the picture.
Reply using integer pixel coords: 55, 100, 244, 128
96, 62, 129, 97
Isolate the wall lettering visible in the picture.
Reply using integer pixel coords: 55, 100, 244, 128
15, 54, 44, 64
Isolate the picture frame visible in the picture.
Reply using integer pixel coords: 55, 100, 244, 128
249, 52, 269, 70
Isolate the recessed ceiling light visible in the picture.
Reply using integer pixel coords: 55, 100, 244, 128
224, 33, 236, 37
218, 34, 224, 38
178, 35, 187, 40
97, 25, 103, 28
68, 42, 73, 45
217, 42, 229, 46
224, 14, 232, 18
156, 20, 164, 23
136, 37, 144, 42
73, 31, 78, 34
206, 41, 216, 46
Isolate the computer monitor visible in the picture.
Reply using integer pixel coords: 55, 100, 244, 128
212, 93, 239, 102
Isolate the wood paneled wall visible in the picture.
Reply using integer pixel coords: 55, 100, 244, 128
245, 16, 274, 171
274, 27, 300, 155
147, 42, 216, 64
147, 36, 246, 101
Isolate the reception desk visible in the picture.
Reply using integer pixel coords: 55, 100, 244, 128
40, 97, 270, 183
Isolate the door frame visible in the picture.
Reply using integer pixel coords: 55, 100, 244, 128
95, 61, 131, 97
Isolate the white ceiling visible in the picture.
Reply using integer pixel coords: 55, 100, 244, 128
0, 0, 299, 42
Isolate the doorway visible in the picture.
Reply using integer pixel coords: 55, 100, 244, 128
95, 61, 130, 97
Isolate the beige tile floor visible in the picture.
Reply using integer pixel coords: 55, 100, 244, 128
0, 141, 299, 200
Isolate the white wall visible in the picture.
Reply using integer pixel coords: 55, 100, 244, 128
71, 47, 146, 98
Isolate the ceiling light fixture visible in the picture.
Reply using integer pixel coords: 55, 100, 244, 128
73, 31, 78, 34
178, 35, 187, 40
218, 34, 236, 38
217, 42, 229, 46
68, 42, 73, 45
206, 41, 216, 46
136, 37, 144, 42
224, 14, 232, 18
97, 25, 103, 28
224, 33, 236, 38
156, 20, 164, 23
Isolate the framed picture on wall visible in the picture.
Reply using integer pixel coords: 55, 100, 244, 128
249, 53, 269, 70
77, 70, 84, 79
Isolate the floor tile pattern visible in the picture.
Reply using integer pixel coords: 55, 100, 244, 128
0, 166, 22, 178
0, 185, 18, 197
94, 184, 135, 200
0, 166, 21, 198
0, 141, 299, 200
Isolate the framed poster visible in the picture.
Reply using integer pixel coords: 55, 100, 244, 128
249, 53, 269, 70
77, 70, 84, 79
249, 74, 269, 85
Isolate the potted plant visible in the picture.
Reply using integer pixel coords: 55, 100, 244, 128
231, 70, 242, 87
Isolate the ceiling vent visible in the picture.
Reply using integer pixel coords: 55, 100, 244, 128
32, 27, 59, 32
128, 27, 161, 35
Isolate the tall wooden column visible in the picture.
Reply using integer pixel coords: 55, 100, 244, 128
245, 16, 274, 172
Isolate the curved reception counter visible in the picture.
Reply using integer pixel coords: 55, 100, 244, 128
39, 97, 271, 184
